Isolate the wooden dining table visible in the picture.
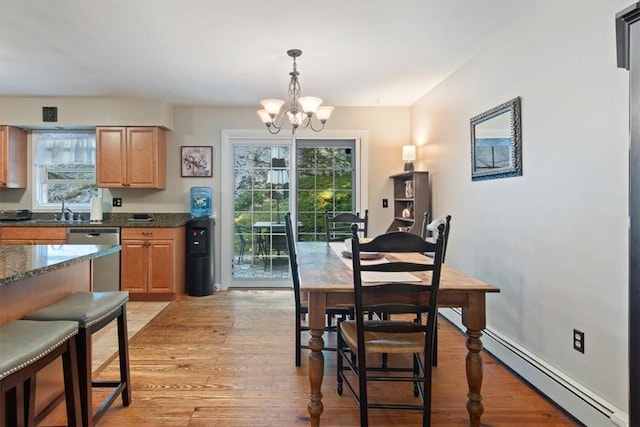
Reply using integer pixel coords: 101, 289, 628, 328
296, 241, 500, 427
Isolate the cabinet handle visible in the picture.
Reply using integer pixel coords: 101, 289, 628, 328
142, 232, 153, 237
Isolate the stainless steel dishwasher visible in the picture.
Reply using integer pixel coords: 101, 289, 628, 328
67, 227, 121, 291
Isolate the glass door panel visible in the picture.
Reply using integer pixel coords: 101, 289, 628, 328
232, 144, 291, 284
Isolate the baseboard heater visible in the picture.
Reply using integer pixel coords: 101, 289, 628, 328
439, 308, 628, 427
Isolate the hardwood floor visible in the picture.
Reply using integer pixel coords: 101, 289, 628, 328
44, 290, 579, 426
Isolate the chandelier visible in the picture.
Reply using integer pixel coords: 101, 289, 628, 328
257, 49, 334, 135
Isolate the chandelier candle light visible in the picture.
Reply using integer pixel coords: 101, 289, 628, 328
257, 49, 334, 134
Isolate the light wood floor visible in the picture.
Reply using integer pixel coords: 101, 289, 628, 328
44, 290, 580, 426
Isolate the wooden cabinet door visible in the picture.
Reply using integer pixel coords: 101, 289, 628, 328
96, 127, 166, 189
147, 240, 175, 293
96, 127, 127, 187
120, 240, 148, 293
126, 127, 166, 188
0, 126, 27, 188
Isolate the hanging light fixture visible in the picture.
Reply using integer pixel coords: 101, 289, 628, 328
257, 49, 334, 135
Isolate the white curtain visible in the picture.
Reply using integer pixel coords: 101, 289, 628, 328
34, 132, 96, 165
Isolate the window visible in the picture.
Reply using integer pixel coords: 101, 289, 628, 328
32, 131, 98, 211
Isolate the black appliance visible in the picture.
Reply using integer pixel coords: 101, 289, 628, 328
185, 217, 215, 296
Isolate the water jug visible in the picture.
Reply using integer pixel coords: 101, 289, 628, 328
190, 186, 212, 218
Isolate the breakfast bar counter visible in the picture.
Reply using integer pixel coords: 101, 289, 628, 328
0, 244, 121, 287
0, 244, 121, 323
0, 244, 122, 417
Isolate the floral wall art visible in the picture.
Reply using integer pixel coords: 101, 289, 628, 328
181, 146, 212, 177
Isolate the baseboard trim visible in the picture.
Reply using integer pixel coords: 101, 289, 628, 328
439, 308, 628, 427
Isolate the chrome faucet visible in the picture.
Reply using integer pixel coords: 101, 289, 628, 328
53, 194, 72, 220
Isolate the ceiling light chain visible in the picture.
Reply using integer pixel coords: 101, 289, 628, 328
257, 49, 334, 135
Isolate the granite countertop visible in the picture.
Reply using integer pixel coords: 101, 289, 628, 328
0, 244, 121, 287
0, 213, 195, 228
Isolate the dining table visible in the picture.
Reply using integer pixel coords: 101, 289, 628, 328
296, 241, 501, 427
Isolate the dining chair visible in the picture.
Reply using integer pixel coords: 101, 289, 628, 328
235, 225, 251, 263
425, 215, 452, 263
337, 223, 446, 426
421, 214, 452, 367
284, 212, 352, 367
420, 212, 431, 241
324, 209, 368, 244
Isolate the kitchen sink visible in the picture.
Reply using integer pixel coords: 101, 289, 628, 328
28, 219, 93, 225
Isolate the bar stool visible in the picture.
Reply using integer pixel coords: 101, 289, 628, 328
22, 291, 131, 427
0, 319, 81, 427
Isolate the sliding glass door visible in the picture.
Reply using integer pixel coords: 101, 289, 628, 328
221, 131, 366, 289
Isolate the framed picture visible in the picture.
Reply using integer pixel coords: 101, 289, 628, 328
181, 146, 213, 177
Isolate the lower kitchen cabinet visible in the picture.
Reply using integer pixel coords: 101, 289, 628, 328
0, 227, 66, 244
120, 227, 185, 300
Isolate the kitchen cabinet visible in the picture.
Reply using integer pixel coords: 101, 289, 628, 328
0, 126, 27, 189
120, 227, 185, 300
0, 227, 67, 244
386, 171, 430, 235
96, 126, 167, 189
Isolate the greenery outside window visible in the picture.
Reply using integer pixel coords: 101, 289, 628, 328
296, 139, 356, 242
32, 131, 98, 212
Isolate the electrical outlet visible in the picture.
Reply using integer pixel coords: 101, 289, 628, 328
113, 198, 122, 207
573, 329, 584, 353
382, 198, 388, 208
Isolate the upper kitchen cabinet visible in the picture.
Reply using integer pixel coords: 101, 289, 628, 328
0, 126, 27, 189
96, 126, 167, 189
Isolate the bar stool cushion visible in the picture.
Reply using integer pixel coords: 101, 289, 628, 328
23, 291, 129, 327
0, 320, 78, 380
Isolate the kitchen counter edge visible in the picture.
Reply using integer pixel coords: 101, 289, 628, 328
0, 244, 121, 287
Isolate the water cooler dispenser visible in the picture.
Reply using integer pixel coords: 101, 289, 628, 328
185, 187, 214, 296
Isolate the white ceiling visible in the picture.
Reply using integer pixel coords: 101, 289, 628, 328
0, 0, 541, 108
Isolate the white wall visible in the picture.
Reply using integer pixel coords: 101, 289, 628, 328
411, 0, 630, 420
0, 97, 173, 129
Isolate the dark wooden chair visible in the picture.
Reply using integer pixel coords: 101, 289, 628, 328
420, 211, 431, 240
425, 215, 452, 263
337, 223, 446, 426
422, 214, 452, 366
235, 225, 251, 263
325, 209, 368, 244
284, 212, 352, 366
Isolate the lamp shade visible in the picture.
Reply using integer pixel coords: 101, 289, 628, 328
315, 105, 334, 122
298, 96, 323, 114
257, 110, 273, 124
402, 145, 416, 162
260, 99, 285, 116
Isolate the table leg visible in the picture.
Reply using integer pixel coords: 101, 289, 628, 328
307, 292, 326, 426
461, 293, 487, 427
465, 327, 484, 426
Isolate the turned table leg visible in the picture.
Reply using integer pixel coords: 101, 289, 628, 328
465, 328, 484, 426
307, 292, 326, 426
462, 293, 487, 427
